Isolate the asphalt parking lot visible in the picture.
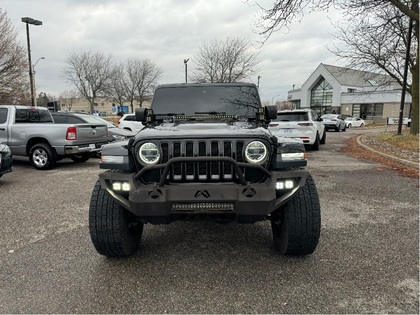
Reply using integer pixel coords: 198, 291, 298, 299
0, 128, 418, 314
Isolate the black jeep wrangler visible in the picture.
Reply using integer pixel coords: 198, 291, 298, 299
89, 83, 320, 257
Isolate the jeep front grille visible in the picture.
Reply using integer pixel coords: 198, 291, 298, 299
137, 139, 270, 184
162, 140, 245, 181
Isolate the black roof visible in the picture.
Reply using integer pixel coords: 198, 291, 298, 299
155, 82, 258, 89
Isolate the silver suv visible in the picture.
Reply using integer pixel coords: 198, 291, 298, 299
268, 109, 326, 150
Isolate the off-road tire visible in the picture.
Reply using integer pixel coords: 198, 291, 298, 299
271, 174, 321, 255
311, 133, 320, 151
29, 143, 57, 170
320, 130, 326, 145
89, 180, 143, 257
70, 153, 91, 163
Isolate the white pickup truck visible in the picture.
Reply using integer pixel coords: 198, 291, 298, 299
0, 105, 108, 170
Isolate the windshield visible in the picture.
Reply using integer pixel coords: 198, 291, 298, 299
151, 85, 261, 117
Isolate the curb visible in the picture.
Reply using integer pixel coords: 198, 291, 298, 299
356, 134, 419, 169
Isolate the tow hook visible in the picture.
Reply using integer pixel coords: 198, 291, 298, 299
148, 184, 162, 199
242, 184, 256, 198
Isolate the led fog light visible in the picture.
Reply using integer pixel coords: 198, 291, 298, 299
276, 179, 295, 190
112, 181, 131, 191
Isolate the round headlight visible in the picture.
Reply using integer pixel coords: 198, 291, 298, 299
245, 141, 267, 164
138, 142, 160, 165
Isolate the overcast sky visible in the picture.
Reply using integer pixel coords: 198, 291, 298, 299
3, 0, 345, 104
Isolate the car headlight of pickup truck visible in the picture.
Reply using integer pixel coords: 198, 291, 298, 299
112, 134, 128, 141
138, 142, 161, 166
245, 141, 267, 164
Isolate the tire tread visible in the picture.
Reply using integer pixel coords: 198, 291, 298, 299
89, 181, 142, 257
272, 174, 321, 255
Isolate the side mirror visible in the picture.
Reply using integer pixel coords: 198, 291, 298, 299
265, 106, 278, 120
135, 108, 146, 122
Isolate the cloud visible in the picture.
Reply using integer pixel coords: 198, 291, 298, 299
3, 0, 344, 103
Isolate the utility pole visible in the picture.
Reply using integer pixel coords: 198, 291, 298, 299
397, 18, 413, 135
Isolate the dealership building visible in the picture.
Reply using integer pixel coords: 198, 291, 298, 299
287, 63, 412, 123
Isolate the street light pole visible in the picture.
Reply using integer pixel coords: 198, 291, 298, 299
22, 17, 42, 107
33, 57, 45, 106
184, 58, 189, 83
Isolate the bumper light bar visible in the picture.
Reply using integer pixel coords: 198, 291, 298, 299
172, 202, 234, 212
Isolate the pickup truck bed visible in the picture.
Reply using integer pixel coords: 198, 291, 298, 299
0, 105, 108, 169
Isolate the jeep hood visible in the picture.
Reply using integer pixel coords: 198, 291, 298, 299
135, 122, 274, 140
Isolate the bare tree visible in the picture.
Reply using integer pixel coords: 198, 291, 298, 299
36, 92, 48, 107
106, 58, 162, 113
134, 59, 162, 108
191, 36, 261, 83
123, 59, 139, 112
331, 5, 415, 90
330, 4, 418, 131
59, 90, 79, 111
252, 0, 419, 134
63, 51, 114, 113
105, 62, 126, 109
0, 9, 29, 104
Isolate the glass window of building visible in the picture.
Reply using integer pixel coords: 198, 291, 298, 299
360, 103, 384, 118
310, 77, 333, 114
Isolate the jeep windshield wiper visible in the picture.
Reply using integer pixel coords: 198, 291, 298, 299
194, 111, 226, 115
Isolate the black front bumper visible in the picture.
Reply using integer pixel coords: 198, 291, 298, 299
99, 157, 308, 217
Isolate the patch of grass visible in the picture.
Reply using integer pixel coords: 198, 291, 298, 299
103, 116, 120, 125
365, 123, 386, 128
377, 133, 419, 152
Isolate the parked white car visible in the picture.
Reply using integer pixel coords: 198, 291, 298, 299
117, 113, 144, 133
345, 117, 365, 128
321, 114, 347, 132
268, 109, 326, 150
